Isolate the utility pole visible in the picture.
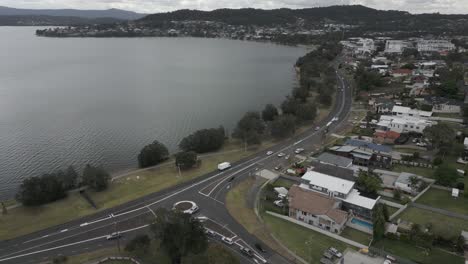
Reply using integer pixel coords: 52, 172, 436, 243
177, 164, 182, 178
114, 221, 121, 253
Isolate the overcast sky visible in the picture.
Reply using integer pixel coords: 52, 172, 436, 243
3, 0, 468, 14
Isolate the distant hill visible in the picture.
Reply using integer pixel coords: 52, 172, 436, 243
0, 15, 122, 26
139, 5, 468, 34
0, 6, 146, 20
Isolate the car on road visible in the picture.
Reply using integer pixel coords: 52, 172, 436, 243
285, 154, 290, 160
328, 247, 342, 258
294, 148, 304, 154
266, 151, 273, 155
315, 126, 320, 131
222, 236, 234, 245
277, 152, 285, 157
106, 232, 122, 240
274, 165, 282, 171
240, 246, 254, 257
205, 229, 216, 237
332, 116, 339, 122
255, 243, 266, 253
195, 216, 208, 222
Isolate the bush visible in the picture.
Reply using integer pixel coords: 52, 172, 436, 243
82, 164, 111, 192
175, 151, 198, 170
16, 174, 67, 206
433, 157, 443, 165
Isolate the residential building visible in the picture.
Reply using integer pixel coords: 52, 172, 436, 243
374, 130, 401, 144
329, 139, 393, 168
391, 105, 432, 119
391, 68, 413, 78
369, 98, 394, 114
377, 115, 432, 134
288, 185, 348, 234
299, 171, 379, 221
421, 96, 461, 114
315, 152, 353, 168
340, 38, 375, 56
416, 39, 455, 53
309, 161, 356, 181
394, 172, 422, 194
384, 40, 412, 53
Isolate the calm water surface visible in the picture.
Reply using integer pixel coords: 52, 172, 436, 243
0, 27, 305, 199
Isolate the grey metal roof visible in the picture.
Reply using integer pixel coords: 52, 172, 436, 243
316, 152, 353, 168
345, 139, 392, 153
309, 161, 356, 181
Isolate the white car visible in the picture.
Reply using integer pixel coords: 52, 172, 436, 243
277, 152, 285, 157
273, 200, 284, 207
294, 148, 304, 154
315, 126, 320, 131
285, 154, 290, 160
222, 236, 234, 245
329, 247, 342, 258
106, 232, 122, 240
266, 151, 274, 155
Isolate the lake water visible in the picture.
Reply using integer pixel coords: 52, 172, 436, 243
0, 27, 305, 199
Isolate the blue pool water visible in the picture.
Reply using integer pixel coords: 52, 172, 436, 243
351, 218, 373, 229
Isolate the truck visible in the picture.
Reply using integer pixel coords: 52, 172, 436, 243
217, 162, 231, 171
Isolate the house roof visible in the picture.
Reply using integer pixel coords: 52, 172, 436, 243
423, 96, 462, 106
274, 187, 288, 196
316, 152, 353, 168
392, 105, 432, 117
374, 130, 401, 139
329, 145, 357, 153
288, 185, 348, 224
392, 69, 413, 75
343, 189, 379, 210
396, 172, 418, 184
309, 161, 356, 181
345, 139, 392, 153
301, 171, 355, 195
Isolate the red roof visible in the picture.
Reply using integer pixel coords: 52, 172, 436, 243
374, 130, 400, 139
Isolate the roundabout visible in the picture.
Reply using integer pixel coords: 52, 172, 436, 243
173, 200, 199, 214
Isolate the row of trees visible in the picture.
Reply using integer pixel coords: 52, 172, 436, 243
16, 164, 110, 206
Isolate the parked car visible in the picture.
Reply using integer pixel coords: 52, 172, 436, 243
266, 151, 273, 155
285, 154, 290, 160
294, 148, 304, 154
323, 251, 334, 259
274, 165, 282, 171
273, 200, 284, 207
240, 246, 254, 257
205, 229, 216, 237
106, 232, 121, 240
328, 247, 342, 258
222, 236, 234, 245
315, 126, 320, 131
277, 152, 285, 157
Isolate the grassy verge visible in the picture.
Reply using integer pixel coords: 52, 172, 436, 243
0, 140, 273, 241
391, 165, 434, 178
417, 188, 468, 215
400, 207, 468, 238
386, 206, 400, 216
263, 213, 351, 263
64, 248, 127, 264
373, 239, 464, 264
340, 228, 372, 246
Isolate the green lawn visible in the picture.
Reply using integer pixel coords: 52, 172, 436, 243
391, 165, 434, 178
417, 188, 468, 215
340, 228, 372, 246
400, 207, 468, 238
386, 206, 400, 217
263, 213, 351, 263
272, 178, 295, 189
373, 239, 464, 264
0, 140, 274, 240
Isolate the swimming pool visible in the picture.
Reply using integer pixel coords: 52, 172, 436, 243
351, 218, 373, 229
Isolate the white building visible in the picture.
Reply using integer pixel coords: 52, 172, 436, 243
377, 115, 433, 134
417, 40, 455, 53
340, 38, 375, 56
391, 106, 432, 119
384, 40, 412, 53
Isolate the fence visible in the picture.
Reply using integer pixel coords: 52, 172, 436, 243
391, 160, 433, 169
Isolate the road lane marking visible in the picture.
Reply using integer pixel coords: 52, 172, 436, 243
146, 206, 157, 218
0, 225, 149, 262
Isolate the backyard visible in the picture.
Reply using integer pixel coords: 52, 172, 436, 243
417, 188, 468, 215
391, 164, 434, 178
340, 228, 372, 246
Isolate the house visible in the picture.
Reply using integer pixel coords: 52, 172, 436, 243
394, 172, 421, 193
299, 171, 379, 221
370, 98, 394, 114
315, 152, 353, 168
452, 188, 459, 198
384, 40, 412, 53
377, 115, 433, 134
374, 130, 401, 144
416, 40, 455, 53
391, 105, 432, 119
329, 139, 393, 168
309, 161, 356, 181
391, 68, 413, 78
422, 96, 461, 114
288, 185, 348, 234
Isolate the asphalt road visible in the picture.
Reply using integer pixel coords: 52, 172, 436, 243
0, 68, 353, 264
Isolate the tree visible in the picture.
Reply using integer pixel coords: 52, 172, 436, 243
318, 92, 332, 107
372, 204, 387, 241
261, 104, 279, 122
292, 87, 309, 102
424, 123, 455, 153
280, 96, 300, 115
270, 115, 296, 139
138, 140, 169, 168
125, 234, 151, 254
151, 208, 208, 264
62, 165, 79, 190
296, 102, 317, 121
433, 163, 459, 187
16, 174, 67, 206
179, 127, 225, 153
1, 202, 7, 215
232, 112, 265, 145
356, 170, 382, 196
175, 151, 198, 170
82, 164, 110, 192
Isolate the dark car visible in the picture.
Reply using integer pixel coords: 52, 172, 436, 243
240, 246, 254, 257
255, 242, 266, 253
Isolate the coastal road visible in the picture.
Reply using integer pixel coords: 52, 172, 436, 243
0, 69, 353, 264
